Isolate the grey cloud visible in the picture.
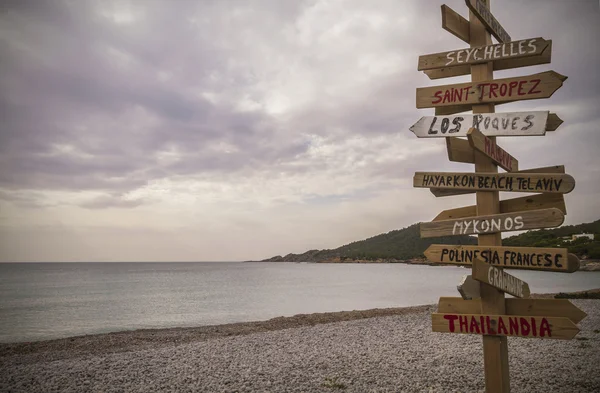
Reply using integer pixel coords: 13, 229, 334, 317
78, 194, 151, 210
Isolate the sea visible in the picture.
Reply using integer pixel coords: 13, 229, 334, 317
0, 262, 599, 343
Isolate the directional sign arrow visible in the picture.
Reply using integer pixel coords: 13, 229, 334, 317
414, 171, 575, 194
409, 111, 555, 138
432, 313, 580, 339
424, 245, 580, 273
472, 258, 530, 298
457, 275, 480, 300
419, 208, 565, 238
418, 37, 549, 71
423, 41, 552, 80
438, 297, 588, 324
429, 165, 566, 197
433, 194, 566, 222
416, 71, 567, 109
465, 0, 511, 43
467, 127, 518, 171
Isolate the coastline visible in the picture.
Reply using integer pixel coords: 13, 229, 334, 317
1, 289, 599, 392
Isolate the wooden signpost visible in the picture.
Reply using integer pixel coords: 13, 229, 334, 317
410, 1, 583, 391
418, 37, 550, 71
414, 172, 575, 194
430, 165, 567, 197
431, 313, 580, 340
423, 244, 580, 273
420, 208, 564, 237
465, 0, 510, 43
432, 193, 566, 221
438, 297, 587, 324
458, 275, 481, 300
472, 258, 530, 298
467, 127, 518, 171
416, 71, 567, 109
409, 112, 561, 138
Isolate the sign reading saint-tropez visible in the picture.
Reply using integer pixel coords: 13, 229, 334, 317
416, 71, 567, 109
409, 111, 562, 138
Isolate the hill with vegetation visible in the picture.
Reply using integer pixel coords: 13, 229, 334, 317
261, 218, 600, 262
262, 223, 476, 262
504, 218, 600, 259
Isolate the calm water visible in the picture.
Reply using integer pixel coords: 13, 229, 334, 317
0, 262, 599, 343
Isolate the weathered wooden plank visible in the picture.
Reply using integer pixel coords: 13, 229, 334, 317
458, 275, 481, 300
446, 137, 474, 164
441, 4, 470, 44
546, 113, 563, 131
423, 40, 552, 79
465, 0, 510, 43
434, 101, 512, 116
415, 172, 575, 194
433, 193, 567, 221
438, 297, 587, 324
424, 245, 579, 273
418, 37, 549, 71
410, 111, 551, 138
429, 165, 566, 197
417, 71, 567, 109
467, 128, 518, 171
472, 258, 530, 298
420, 208, 565, 238
432, 313, 579, 339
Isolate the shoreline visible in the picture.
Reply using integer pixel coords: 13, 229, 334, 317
2, 288, 598, 357
2, 291, 599, 392
252, 259, 600, 271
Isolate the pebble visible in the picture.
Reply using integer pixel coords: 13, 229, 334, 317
0, 300, 599, 392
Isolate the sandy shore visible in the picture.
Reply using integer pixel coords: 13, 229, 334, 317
1, 292, 599, 392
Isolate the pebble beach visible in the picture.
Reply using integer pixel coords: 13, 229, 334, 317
1, 299, 599, 393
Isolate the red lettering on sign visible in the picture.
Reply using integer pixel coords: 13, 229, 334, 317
528, 79, 542, 94
497, 317, 508, 335
540, 318, 551, 337
489, 83, 499, 98
517, 81, 527, 95
470, 317, 481, 334
432, 91, 443, 104
443, 314, 458, 332
508, 81, 518, 96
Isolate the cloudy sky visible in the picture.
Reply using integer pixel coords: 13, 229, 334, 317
0, 0, 599, 262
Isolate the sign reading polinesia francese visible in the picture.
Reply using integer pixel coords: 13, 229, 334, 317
413, 172, 575, 194
420, 208, 564, 238
416, 71, 567, 109
418, 38, 549, 71
423, 245, 580, 273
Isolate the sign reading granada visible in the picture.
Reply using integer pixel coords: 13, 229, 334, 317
409, 111, 556, 138
420, 208, 565, 238
417, 37, 549, 71
432, 313, 579, 339
467, 128, 518, 171
423, 244, 579, 273
416, 71, 567, 109
413, 172, 575, 194
472, 259, 530, 298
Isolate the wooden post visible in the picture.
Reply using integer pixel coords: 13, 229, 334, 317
468, 1, 511, 391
